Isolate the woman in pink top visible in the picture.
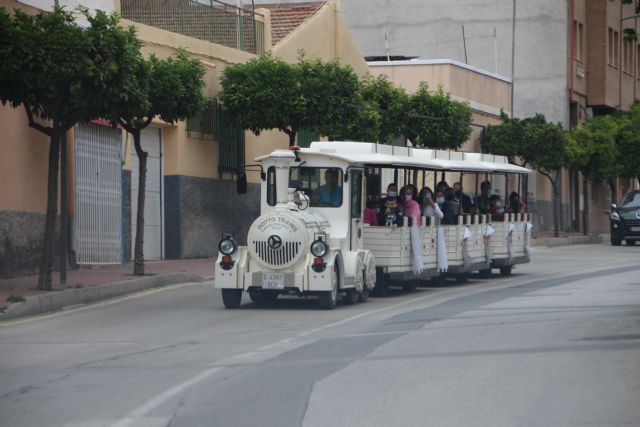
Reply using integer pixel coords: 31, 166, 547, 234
401, 185, 421, 225
363, 199, 379, 226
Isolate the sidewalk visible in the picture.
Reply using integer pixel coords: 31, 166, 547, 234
0, 258, 215, 321
530, 232, 605, 247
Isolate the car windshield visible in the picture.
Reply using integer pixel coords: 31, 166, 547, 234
620, 191, 640, 209
289, 167, 343, 207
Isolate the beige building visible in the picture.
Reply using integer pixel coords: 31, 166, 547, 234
0, 0, 367, 277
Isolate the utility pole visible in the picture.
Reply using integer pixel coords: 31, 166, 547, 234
511, 0, 516, 119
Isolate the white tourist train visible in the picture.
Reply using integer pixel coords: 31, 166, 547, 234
215, 141, 533, 309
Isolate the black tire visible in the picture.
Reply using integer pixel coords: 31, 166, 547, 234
626, 239, 637, 246
479, 268, 492, 278
374, 270, 390, 297
455, 273, 469, 284
358, 285, 369, 303
319, 263, 339, 310
499, 265, 513, 276
343, 288, 359, 305
222, 289, 242, 309
402, 280, 417, 292
611, 235, 623, 246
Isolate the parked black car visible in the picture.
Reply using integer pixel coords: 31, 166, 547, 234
609, 190, 640, 246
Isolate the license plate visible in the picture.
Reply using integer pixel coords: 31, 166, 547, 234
263, 273, 284, 289
631, 227, 640, 232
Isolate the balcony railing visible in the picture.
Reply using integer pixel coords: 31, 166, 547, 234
121, 0, 265, 55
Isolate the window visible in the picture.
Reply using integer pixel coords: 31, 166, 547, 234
574, 21, 584, 61
350, 170, 363, 219
623, 38, 633, 74
609, 28, 620, 67
266, 166, 276, 206
289, 167, 343, 207
637, 45, 640, 78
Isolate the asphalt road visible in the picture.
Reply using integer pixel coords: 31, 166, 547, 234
1, 244, 639, 427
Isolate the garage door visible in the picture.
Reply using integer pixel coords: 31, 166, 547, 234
131, 127, 164, 260
74, 122, 123, 264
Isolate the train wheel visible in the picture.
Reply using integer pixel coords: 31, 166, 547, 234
479, 268, 492, 278
402, 280, 417, 292
319, 263, 339, 310
499, 265, 513, 276
358, 283, 369, 303
374, 271, 390, 297
344, 288, 359, 305
222, 289, 242, 309
455, 273, 469, 284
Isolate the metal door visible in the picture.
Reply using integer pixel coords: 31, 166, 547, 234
74, 122, 123, 264
131, 127, 164, 260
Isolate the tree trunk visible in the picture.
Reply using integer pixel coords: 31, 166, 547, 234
582, 178, 589, 236
38, 131, 61, 290
609, 178, 617, 205
133, 130, 148, 276
539, 170, 560, 238
552, 179, 560, 238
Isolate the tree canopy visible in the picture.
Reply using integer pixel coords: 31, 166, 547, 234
0, 6, 144, 289
220, 53, 360, 146
405, 82, 473, 149
566, 114, 620, 181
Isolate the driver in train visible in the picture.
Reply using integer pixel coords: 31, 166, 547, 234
315, 168, 342, 205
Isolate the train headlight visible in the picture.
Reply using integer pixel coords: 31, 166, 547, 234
218, 237, 237, 255
310, 240, 328, 257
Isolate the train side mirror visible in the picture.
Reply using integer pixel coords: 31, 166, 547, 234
367, 172, 381, 198
237, 173, 247, 194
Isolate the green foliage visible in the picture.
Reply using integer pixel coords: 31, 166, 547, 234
481, 112, 567, 173
220, 54, 304, 144
613, 102, 640, 181
566, 115, 620, 181
112, 49, 206, 131
6, 294, 26, 304
406, 82, 473, 149
220, 53, 362, 146
358, 74, 409, 143
0, 7, 141, 129
480, 111, 524, 163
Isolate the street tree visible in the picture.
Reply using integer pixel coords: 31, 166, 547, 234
0, 7, 141, 289
481, 113, 568, 237
109, 51, 205, 276
616, 102, 640, 185
219, 53, 361, 147
405, 82, 472, 149
358, 74, 409, 143
567, 115, 620, 235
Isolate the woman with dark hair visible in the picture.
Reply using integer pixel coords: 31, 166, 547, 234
507, 191, 527, 214
441, 187, 462, 225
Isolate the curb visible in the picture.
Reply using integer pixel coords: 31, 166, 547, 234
531, 234, 603, 248
0, 273, 205, 321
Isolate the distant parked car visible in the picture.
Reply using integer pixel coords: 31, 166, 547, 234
609, 190, 640, 246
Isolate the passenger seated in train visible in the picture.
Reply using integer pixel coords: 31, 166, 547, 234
453, 181, 474, 213
488, 194, 506, 220
436, 180, 449, 193
506, 191, 527, 214
363, 199, 379, 226
377, 196, 404, 229
476, 180, 492, 214
400, 184, 421, 226
418, 186, 443, 225
380, 182, 400, 211
441, 188, 463, 225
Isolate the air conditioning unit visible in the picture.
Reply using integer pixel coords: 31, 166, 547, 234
576, 67, 586, 79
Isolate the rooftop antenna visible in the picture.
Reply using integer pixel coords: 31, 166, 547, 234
461, 25, 468, 64
493, 26, 498, 74
384, 32, 391, 62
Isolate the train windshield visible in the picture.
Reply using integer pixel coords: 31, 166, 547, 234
289, 167, 343, 207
